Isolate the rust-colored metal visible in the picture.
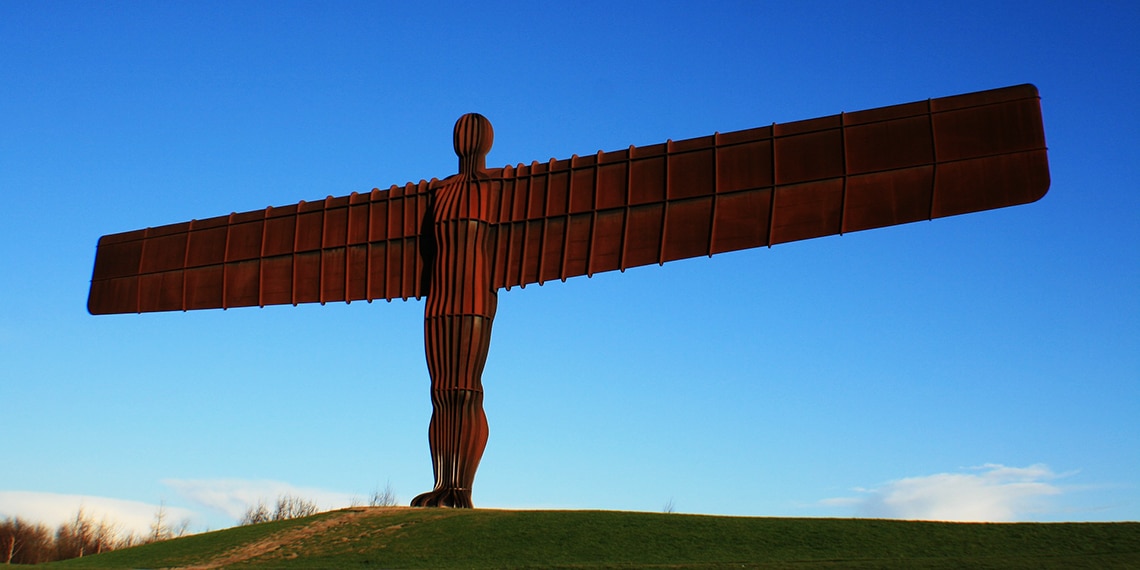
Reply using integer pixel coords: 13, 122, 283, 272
87, 85, 1050, 507
414, 114, 497, 507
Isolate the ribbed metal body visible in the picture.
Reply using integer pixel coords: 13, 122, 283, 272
85, 88, 1051, 508
412, 114, 498, 507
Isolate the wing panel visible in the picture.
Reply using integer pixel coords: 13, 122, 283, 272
932, 150, 1051, 218
588, 209, 625, 275
384, 240, 404, 301
296, 207, 324, 252
668, 148, 715, 200
367, 242, 390, 301
139, 232, 188, 274
293, 251, 321, 305
185, 265, 222, 310
91, 235, 144, 281
717, 138, 773, 193
564, 213, 592, 280
88, 183, 432, 314
709, 189, 772, 255
933, 99, 1046, 162
774, 127, 844, 185
321, 247, 347, 304
346, 244, 368, 301
225, 259, 261, 308
844, 115, 933, 174
540, 217, 566, 284
347, 196, 370, 244
263, 211, 296, 256
596, 161, 628, 210
138, 270, 183, 313
770, 179, 845, 245
226, 218, 263, 262
629, 156, 665, 206
527, 166, 547, 219
323, 202, 349, 249
552, 170, 573, 217
186, 224, 226, 267
521, 219, 543, 286
662, 197, 713, 262
624, 204, 665, 268
262, 255, 293, 306
569, 158, 595, 213
489, 84, 1049, 290
843, 166, 934, 233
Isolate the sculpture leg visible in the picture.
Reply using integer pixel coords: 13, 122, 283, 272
412, 314, 493, 508
411, 389, 488, 508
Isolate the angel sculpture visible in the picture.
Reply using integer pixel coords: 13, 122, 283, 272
88, 85, 1049, 507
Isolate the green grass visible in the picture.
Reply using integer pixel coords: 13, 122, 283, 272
40, 508, 1140, 569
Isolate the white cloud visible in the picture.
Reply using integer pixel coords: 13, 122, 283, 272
0, 491, 198, 537
0, 479, 359, 537
822, 463, 1066, 522
162, 479, 355, 521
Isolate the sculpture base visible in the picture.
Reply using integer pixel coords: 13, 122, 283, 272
411, 488, 473, 508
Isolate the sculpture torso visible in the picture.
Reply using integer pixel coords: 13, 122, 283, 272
425, 175, 497, 320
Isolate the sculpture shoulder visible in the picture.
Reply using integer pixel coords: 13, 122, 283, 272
430, 168, 507, 191
430, 174, 460, 191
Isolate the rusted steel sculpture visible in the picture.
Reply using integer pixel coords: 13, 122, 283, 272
88, 84, 1050, 507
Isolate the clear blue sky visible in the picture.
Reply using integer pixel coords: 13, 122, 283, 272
1, 1, 1137, 533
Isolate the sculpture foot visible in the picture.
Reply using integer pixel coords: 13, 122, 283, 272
410, 488, 473, 508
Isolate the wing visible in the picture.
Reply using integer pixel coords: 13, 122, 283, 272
488, 84, 1049, 289
88, 181, 433, 314
90, 85, 1049, 313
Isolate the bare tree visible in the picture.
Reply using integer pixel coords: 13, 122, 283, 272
92, 519, 122, 554
2, 511, 151, 564
1, 516, 53, 565
148, 501, 170, 543
55, 508, 95, 559
3, 521, 17, 565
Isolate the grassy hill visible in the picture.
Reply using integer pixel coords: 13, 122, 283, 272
40, 507, 1140, 569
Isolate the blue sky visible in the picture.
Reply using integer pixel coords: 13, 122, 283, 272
1, 1, 1137, 534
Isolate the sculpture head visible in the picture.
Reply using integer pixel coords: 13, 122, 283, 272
453, 113, 493, 176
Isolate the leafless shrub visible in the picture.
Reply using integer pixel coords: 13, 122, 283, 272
240, 494, 320, 525
240, 501, 271, 525
369, 481, 398, 507
274, 494, 318, 520
172, 517, 192, 538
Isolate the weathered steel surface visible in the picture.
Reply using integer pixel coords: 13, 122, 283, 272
489, 85, 1048, 288
88, 85, 1048, 315
414, 114, 497, 508
87, 85, 1050, 507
